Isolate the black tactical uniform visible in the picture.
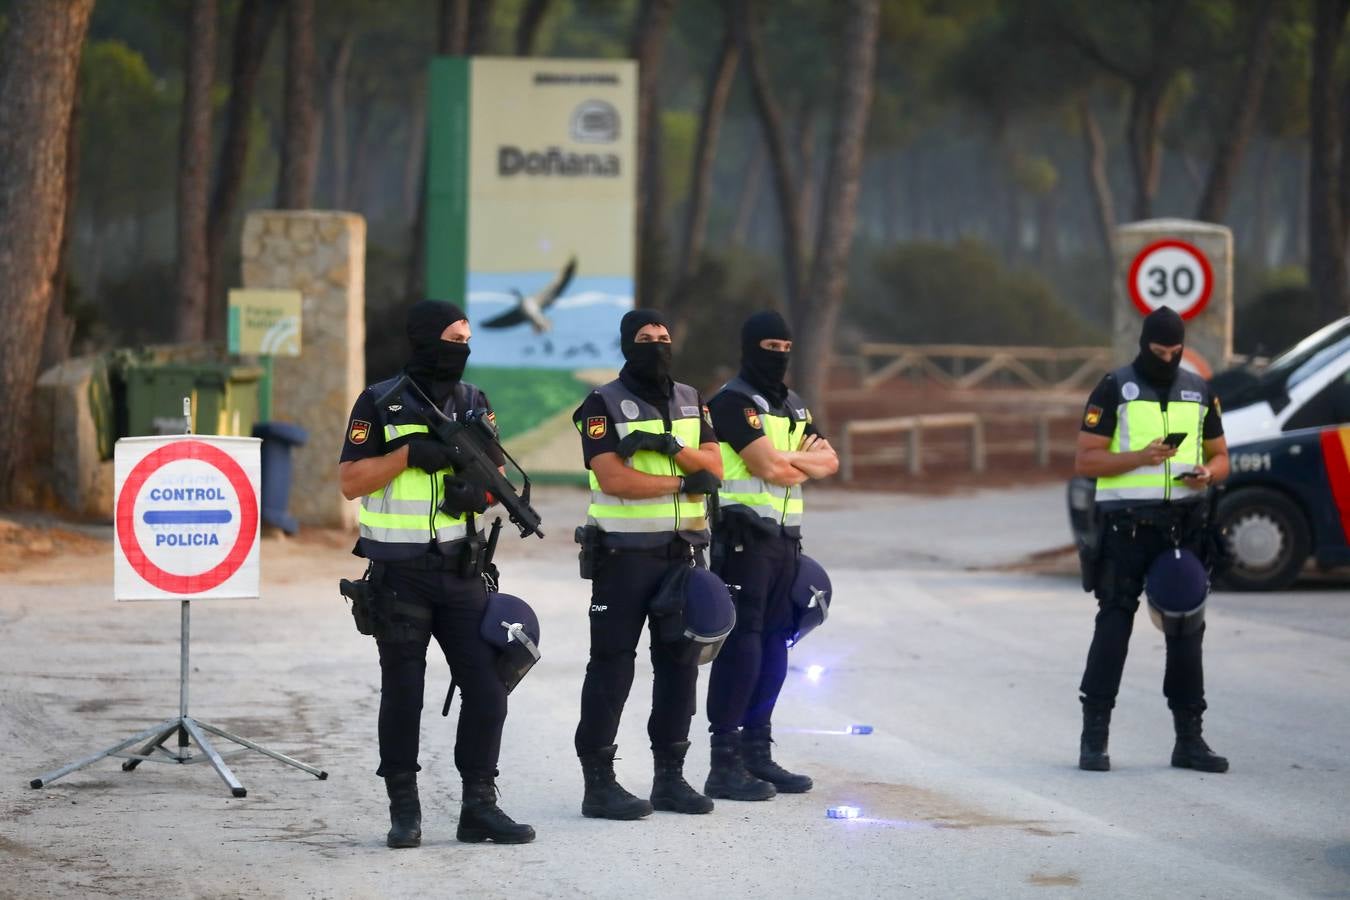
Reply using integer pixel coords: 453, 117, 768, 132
1076, 307, 1229, 774
339, 300, 533, 847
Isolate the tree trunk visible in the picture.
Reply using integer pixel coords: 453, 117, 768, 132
1308, 0, 1349, 325
401, 91, 428, 222
630, 0, 679, 307
515, 0, 553, 55
1125, 78, 1170, 220
795, 0, 880, 419
40, 78, 82, 371
1079, 95, 1117, 266
0, 0, 94, 502
440, 0, 469, 54
278, 0, 320, 209
324, 32, 355, 209
670, 21, 739, 322
175, 0, 219, 342
730, 141, 764, 245
1195, 0, 1280, 223
207, 0, 283, 339
736, 0, 806, 311
796, 105, 819, 251
467, 0, 495, 53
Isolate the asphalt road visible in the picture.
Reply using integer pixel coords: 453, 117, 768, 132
1, 484, 1347, 899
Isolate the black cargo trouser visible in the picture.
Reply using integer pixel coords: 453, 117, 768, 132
374, 563, 507, 780
706, 529, 800, 735
574, 542, 700, 756
1079, 515, 1206, 712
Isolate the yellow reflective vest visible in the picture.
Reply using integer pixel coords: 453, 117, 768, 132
580, 379, 709, 548
1095, 365, 1210, 511
714, 377, 808, 536
356, 377, 481, 560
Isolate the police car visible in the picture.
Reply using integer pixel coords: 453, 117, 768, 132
1068, 316, 1350, 590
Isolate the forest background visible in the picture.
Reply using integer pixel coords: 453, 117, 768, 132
3, 0, 1350, 495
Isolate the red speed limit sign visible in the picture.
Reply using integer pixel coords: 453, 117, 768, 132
1127, 239, 1213, 320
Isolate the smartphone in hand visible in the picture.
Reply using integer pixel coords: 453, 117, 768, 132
1161, 432, 1188, 448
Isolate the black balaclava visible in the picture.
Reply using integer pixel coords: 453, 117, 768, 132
618, 309, 673, 406
405, 300, 470, 404
739, 310, 792, 405
1133, 306, 1185, 387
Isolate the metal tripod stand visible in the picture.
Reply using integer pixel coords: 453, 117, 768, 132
30, 600, 327, 797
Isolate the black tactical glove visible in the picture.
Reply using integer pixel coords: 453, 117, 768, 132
439, 476, 490, 517
616, 430, 683, 459
679, 470, 721, 495
406, 437, 455, 473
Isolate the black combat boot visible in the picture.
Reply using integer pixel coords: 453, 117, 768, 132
704, 731, 776, 801
1079, 706, 1111, 772
1171, 709, 1229, 773
579, 745, 654, 820
457, 776, 536, 843
650, 741, 714, 814
384, 772, 422, 849
742, 725, 813, 793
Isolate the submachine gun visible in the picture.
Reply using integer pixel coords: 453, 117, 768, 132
375, 374, 545, 540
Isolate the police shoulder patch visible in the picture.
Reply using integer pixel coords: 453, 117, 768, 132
587, 416, 607, 439
1083, 405, 1103, 428
744, 408, 762, 430
349, 419, 371, 444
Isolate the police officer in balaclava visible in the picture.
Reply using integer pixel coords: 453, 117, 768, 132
571, 310, 724, 819
702, 311, 838, 800
1073, 306, 1231, 773
338, 300, 534, 848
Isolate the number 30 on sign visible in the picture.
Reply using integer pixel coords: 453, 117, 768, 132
1127, 239, 1213, 321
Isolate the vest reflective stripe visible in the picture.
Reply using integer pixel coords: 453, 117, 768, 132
1096, 366, 1208, 508
357, 385, 469, 549
583, 381, 708, 534
716, 382, 806, 527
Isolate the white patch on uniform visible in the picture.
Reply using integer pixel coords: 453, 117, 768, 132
796, 408, 807, 419
387, 404, 402, 412
1121, 381, 1140, 401
752, 394, 770, 411
680, 405, 698, 416
1180, 390, 1202, 402
620, 399, 640, 420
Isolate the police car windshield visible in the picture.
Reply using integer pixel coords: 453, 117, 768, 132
1266, 318, 1350, 391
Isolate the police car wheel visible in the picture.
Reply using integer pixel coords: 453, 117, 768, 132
1215, 487, 1311, 592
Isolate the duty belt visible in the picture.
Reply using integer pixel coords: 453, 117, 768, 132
384, 550, 466, 571
599, 537, 697, 560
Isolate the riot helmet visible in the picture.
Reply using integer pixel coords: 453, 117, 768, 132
788, 555, 832, 647
1145, 548, 1208, 636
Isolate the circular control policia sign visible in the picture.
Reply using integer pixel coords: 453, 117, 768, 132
1127, 239, 1213, 320
114, 436, 261, 600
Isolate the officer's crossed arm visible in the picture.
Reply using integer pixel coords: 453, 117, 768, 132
788, 432, 839, 479
339, 447, 411, 500
739, 437, 810, 487
589, 452, 685, 500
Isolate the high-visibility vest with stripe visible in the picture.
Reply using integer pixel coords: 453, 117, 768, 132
714, 377, 808, 535
356, 377, 483, 560
580, 379, 708, 547
1095, 364, 1210, 511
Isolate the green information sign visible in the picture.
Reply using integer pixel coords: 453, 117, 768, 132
227, 289, 303, 357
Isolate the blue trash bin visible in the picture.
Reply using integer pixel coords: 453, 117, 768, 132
252, 421, 309, 535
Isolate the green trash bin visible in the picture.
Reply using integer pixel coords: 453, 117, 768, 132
122, 362, 263, 437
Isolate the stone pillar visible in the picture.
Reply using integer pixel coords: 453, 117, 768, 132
241, 211, 365, 529
1113, 219, 1234, 378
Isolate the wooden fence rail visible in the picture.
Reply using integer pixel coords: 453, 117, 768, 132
856, 343, 1113, 392
841, 410, 1079, 481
